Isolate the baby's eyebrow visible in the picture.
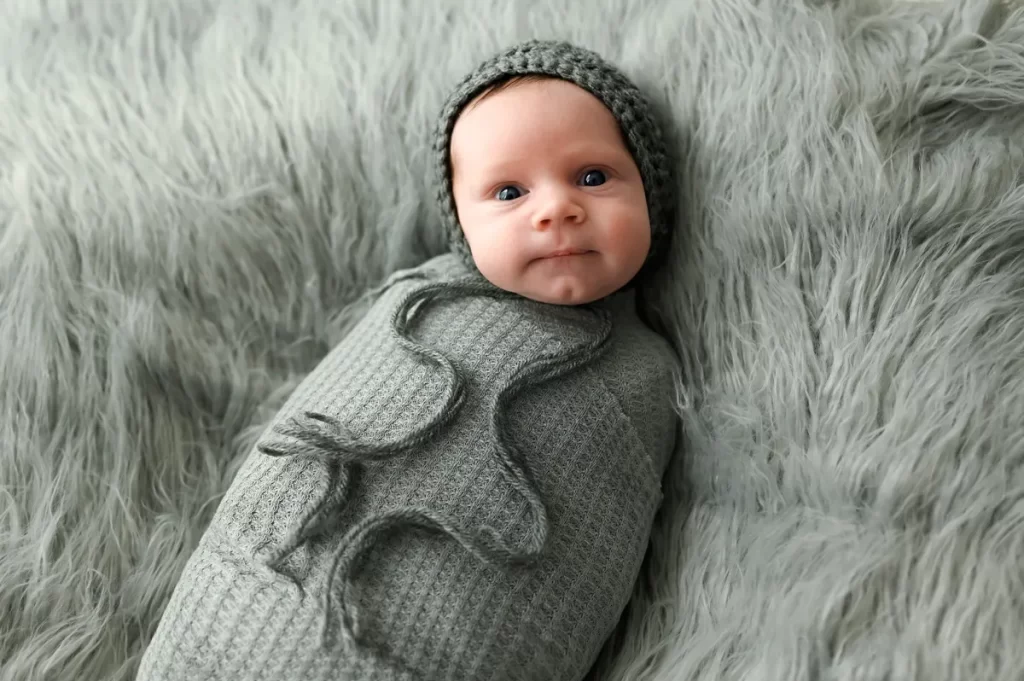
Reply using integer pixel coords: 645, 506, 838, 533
484, 149, 626, 174
558, 145, 635, 170
474, 160, 528, 178
568, 144, 633, 164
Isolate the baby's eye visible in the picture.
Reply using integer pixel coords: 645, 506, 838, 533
495, 186, 523, 201
580, 169, 607, 187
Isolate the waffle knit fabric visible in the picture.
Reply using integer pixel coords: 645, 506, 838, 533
135, 253, 679, 680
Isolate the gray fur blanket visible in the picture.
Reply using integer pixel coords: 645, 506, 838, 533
3, 0, 1024, 679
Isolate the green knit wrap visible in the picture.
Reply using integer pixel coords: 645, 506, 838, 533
138, 38, 680, 681
136, 254, 679, 680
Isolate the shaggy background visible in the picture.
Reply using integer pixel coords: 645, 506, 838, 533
3, 0, 1024, 679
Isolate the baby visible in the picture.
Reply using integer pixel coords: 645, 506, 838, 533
137, 40, 679, 681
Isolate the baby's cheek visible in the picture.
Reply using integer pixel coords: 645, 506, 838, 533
607, 208, 648, 245
464, 217, 533, 292
472, 238, 518, 286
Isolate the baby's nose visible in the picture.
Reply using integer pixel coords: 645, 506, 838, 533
531, 190, 585, 229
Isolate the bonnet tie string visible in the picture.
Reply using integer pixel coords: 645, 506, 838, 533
255, 273, 612, 653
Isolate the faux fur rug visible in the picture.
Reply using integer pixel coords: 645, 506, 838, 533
3, 0, 1024, 679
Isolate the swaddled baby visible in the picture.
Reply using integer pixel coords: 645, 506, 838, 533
137, 40, 680, 681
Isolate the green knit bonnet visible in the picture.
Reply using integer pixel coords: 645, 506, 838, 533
434, 39, 675, 287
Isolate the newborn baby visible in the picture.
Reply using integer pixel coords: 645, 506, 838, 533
137, 40, 679, 681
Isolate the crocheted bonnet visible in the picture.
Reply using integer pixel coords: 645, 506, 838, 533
433, 39, 676, 285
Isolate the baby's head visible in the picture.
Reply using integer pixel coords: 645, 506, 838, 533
434, 41, 674, 306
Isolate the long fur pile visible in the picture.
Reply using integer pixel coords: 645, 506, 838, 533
3, 1, 1024, 680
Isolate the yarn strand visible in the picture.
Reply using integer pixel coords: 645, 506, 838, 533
253, 273, 612, 663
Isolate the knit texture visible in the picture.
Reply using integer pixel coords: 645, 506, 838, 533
135, 253, 679, 681
433, 40, 676, 282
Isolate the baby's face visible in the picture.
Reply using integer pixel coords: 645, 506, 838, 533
450, 78, 650, 305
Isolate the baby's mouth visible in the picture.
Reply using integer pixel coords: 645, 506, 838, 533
541, 248, 593, 259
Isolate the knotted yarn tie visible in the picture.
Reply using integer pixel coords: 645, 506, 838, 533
254, 271, 613, 655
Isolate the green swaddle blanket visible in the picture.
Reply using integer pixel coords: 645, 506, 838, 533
137, 39, 681, 680
136, 253, 678, 680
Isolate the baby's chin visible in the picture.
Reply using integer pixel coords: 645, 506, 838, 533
474, 259, 621, 305
517, 277, 614, 306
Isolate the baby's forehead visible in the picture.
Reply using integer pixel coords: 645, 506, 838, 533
450, 79, 629, 162
453, 78, 622, 145
464, 74, 561, 109
463, 75, 599, 113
